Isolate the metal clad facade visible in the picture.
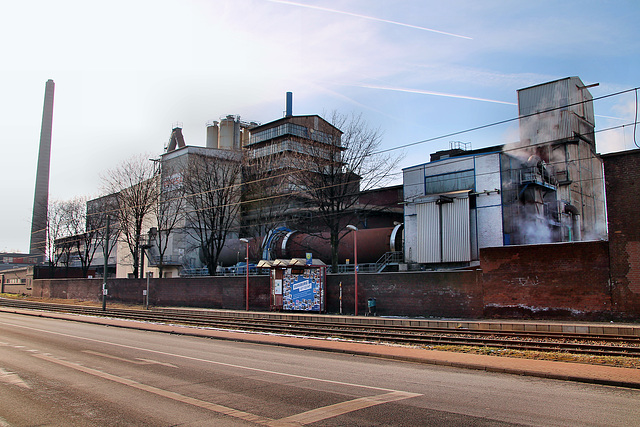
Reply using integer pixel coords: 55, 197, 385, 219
442, 197, 471, 262
416, 196, 470, 263
518, 78, 569, 116
518, 78, 571, 144
416, 202, 440, 263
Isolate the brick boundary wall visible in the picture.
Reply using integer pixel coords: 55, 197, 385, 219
326, 271, 483, 318
24, 241, 640, 320
480, 241, 613, 320
603, 150, 640, 319
29, 271, 484, 318
32, 276, 271, 310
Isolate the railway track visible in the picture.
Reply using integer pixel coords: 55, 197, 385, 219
2, 298, 639, 359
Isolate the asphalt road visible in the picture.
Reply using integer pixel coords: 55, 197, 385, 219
0, 312, 638, 426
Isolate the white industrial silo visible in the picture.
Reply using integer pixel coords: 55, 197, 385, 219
206, 121, 219, 148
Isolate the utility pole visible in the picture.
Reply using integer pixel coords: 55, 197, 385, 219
347, 225, 359, 315
240, 238, 250, 311
102, 215, 109, 311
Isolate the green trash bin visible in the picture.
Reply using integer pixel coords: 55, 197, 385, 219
367, 298, 377, 316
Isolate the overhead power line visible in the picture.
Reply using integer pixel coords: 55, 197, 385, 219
33, 86, 640, 243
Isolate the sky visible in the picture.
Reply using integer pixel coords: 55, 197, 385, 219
1, 0, 638, 253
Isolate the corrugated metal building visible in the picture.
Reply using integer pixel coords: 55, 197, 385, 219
517, 77, 606, 240
402, 76, 605, 268
403, 149, 503, 266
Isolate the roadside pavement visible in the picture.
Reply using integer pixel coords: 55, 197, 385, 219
2, 306, 640, 390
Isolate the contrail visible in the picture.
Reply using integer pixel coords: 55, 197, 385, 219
359, 83, 517, 106
595, 114, 626, 121
267, 0, 472, 40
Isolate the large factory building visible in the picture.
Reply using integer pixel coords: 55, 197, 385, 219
403, 77, 607, 267
85, 94, 402, 278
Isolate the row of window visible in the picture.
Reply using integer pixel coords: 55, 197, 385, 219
250, 123, 337, 146
249, 139, 340, 162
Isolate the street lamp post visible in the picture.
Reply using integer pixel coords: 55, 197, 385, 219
239, 238, 249, 311
346, 225, 358, 316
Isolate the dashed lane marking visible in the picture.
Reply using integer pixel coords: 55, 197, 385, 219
33, 352, 421, 425
0, 367, 31, 389
33, 353, 279, 426
4, 319, 424, 424
0, 320, 405, 393
82, 350, 178, 368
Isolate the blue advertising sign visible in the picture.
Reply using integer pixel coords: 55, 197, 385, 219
282, 268, 322, 311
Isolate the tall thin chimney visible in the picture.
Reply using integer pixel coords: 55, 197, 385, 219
30, 79, 55, 261
286, 92, 293, 117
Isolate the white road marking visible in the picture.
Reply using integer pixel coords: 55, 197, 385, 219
33, 353, 420, 426
33, 353, 278, 425
0, 320, 410, 393
1, 317, 424, 424
135, 358, 179, 368
0, 367, 31, 389
82, 350, 178, 368
268, 391, 422, 426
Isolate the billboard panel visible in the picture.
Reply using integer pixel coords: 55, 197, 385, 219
282, 268, 323, 311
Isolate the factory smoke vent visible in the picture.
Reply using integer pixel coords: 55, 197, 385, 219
166, 126, 186, 152
30, 79, 55, 262
285, 92, 293, 117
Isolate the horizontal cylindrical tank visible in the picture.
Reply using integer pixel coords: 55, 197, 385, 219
272, 226, 401, 264
215, 225, 403, 267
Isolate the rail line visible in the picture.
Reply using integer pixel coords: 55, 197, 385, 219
1, 298, 639, 358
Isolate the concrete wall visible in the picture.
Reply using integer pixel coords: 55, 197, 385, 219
2, 284, 29, 294
480, 241, 612, 320
603, 149, 640, 319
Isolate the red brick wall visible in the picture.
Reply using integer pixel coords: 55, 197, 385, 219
480, 241, 612, 320
603, 150, 640, 318
33, 276, 271, 310
31, 239, 640, 320
327, 271, 483, 318
32, 272, 483, 317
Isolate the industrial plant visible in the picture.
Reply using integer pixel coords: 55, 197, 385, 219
2, 76, 639, 321
404, 77, 606, 266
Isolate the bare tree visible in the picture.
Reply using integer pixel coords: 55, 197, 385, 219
150, 164, 186, 278
101, 154, 160, 279
46, 199, 70, 273
182, 151, 242, 275
62, 196, 105, 277
292, 111, 402, 270
241, 153, 295, 258
87, 194, 119, 278
47, 197, 99, 277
